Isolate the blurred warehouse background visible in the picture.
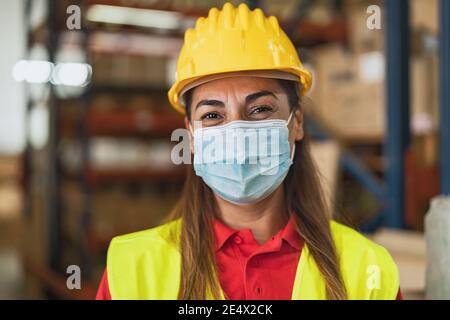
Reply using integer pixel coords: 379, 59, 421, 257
0, 0, 448, 299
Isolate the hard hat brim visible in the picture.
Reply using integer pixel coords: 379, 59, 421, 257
168, 67, 312, 114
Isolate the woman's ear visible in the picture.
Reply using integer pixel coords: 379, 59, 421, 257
184, 116, 195, 154
292, 106, 304, 142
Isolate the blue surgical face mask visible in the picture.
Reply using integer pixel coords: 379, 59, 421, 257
191, 112, 295, 204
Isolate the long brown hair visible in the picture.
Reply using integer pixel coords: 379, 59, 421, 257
168, 79, 347, 300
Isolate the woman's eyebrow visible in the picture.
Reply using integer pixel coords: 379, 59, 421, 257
195, 99, 224, 110
245, 90, 278, 105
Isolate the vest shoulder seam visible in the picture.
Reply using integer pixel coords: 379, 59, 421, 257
330, 220, 383, 251
109, 218, 181, 247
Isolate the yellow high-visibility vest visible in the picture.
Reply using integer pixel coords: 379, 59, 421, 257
106, 218, 399, 300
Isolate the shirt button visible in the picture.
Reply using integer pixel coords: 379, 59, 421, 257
233, 235, 243, 244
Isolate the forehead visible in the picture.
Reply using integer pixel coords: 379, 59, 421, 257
191, 76, 284, 99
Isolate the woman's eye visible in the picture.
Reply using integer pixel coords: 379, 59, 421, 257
200, 112, 221, 120
250, 105, 273, 114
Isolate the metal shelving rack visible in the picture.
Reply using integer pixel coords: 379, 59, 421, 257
23, 0, 184, 299
22, 0, 72, 298
309, 1, 450, 232
355, 0, 449, 231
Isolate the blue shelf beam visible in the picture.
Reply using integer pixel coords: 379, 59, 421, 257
340, 152, 386, 203
384, 0, 410, 228
440, 0, 450, 195
305, 116, 387, 204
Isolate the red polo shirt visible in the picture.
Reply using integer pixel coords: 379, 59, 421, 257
96, 217, 402, 300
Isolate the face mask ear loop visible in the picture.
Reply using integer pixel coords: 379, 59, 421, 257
290, 143, 296, 161
286, 111, 295, 126
287, 111, 296, 161
188, 123, 196, 155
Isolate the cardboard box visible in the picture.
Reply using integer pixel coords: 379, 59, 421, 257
0, 183, 22, 220
411, 132, 438, 167
411, 54, 439, 134
63, 181, 179, 248
0, 156, 23, 220
345, 0, 384, 53
92, 53, 168, 87
309, 44, 384, 138
90, 186, 177, 241
411, 0, 439, 34
310, 141, 340, 216
310, 43, 439, 140
0, 156, 21, 180
346, 0, 438, 54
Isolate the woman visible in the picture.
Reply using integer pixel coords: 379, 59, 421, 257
97, 2, 401, 300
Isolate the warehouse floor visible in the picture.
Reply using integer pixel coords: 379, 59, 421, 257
0, 218, 24, 299
0, 248, 23, 299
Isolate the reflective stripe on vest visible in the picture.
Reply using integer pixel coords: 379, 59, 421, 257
107, 219, 399, 300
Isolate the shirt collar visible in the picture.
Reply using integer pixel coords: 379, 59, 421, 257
278, 215, 304, 250
213, 218, 240, 252
213, 214, 303, 252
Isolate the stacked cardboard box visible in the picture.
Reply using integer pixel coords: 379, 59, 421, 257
344, 0, 384, 54
411, 54, 439, 135
91, 53, 168, 87
310, 141, 340, 216
309, 0, 439, 139
62, 182, 179, 249
411, 0, 439, 34
309, 44, 385, 138
60, 138, 177, 174
345, 0, 438, 35
0, 156, 22, 220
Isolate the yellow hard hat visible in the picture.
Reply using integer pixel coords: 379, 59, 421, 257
167, 2, 313, 114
